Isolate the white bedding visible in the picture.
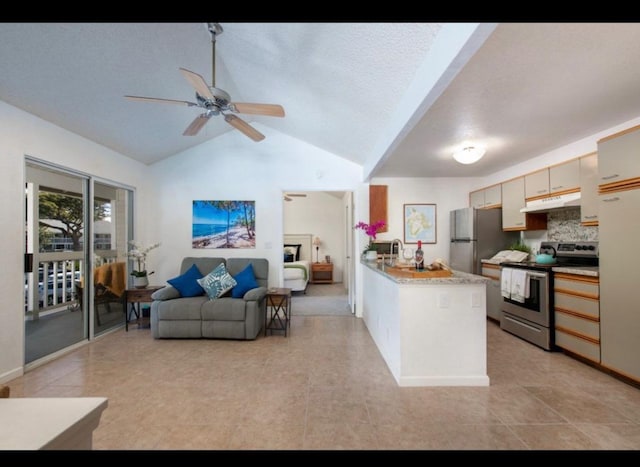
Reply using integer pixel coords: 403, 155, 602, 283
284, 260, 310, 292
283, 234, 313, 292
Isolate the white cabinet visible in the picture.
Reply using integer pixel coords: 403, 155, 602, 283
469, 184, 501, 209
502, 177, 547, 231
598, 124, 640, 193
469, 190, 485, 209
550, 158, 580, 194
599, 188, 640, 383
525, 169, 549, 200
554, 273, 600, 364
481, 263, 502, 321
579, 152, 598, 225
484, 184, 502, 208
524, 161, 580, 200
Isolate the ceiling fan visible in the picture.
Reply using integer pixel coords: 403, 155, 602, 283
125, 23, 285, 142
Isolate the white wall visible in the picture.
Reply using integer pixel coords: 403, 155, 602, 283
368, 177, 479, 266
0, 101, 152, 383
148, 125, 364, 291
283, 191, 345, 282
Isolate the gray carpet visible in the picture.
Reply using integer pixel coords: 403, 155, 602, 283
291, 283, 352, 316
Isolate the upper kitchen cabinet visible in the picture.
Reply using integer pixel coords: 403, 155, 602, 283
579, 152, 598, 226
598, 124, 640, 194
525, 168, 550, 200
369, 185, 388, 232
469, 184, 501, 209
549, 158, 580, 195
502, 177, 547, 231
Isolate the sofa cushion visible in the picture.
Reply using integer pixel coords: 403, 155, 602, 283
180, 257, 226, 276
167, 263, 205, 297
243, 286, 268, 302
201, 297, 247, 321
156, 296, 207, 320
226, 258, 269, 289
151, 285, 181, 301
197, 263, 237, 299
231, 264, 259, 298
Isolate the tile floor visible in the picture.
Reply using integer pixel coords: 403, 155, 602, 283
5, 316, 640, 451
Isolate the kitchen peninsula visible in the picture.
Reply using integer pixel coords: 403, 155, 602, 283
362, 259, 490, 387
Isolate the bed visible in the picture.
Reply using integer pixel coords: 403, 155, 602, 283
283, 234, 312, 293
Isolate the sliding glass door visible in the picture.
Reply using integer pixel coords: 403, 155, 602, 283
24, 161, 89, 364
24, 159, 134, 365
92, 181, 132, 335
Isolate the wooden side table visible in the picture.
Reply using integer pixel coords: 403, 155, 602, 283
311, 262, 333, 284
265, 288, 292, 337
125, 285, 163, 331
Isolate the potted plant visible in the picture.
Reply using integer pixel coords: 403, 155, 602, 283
127, 241, 160, 288
355, 220, 386, 260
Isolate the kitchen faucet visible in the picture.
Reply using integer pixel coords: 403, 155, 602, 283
389, 238, 403, 266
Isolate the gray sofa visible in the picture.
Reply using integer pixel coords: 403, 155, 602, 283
150, 257, 268, 340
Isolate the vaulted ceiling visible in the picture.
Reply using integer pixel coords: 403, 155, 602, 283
2, 22, 640, 178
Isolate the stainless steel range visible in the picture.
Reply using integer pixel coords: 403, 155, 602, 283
500, 241, 599, 351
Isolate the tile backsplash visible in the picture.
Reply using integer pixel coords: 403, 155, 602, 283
522, 207, 598, 255
547, 207, 598, 241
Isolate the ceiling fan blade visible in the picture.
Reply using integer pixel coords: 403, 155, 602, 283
224, 114, 265, 142
183, 114, 211, 136
231, 103, 285, 117
125, 95, 197, 106
286, 193, 307, 197
179, 68, 214, 100
284, 196, 292, 202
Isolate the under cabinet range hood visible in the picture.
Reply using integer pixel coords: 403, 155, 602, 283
520, 192, 581, 213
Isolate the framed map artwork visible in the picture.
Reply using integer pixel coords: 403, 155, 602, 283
403, 204, 437, 244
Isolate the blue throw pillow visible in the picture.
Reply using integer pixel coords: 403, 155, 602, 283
167, 264, 204, 297
231, 263, 259, 298
197, 263, 237, 300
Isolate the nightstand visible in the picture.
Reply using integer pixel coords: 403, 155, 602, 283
311, 262, 333, 284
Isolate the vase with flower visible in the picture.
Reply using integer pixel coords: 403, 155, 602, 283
127, 240, 160, 288
354, 220, 386, 260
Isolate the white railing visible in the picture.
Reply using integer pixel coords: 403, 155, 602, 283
24, 251, 121, 317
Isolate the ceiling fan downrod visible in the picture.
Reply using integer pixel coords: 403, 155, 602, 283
207, 23, 223, 88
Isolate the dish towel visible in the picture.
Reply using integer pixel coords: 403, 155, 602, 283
510, 269, 529, 303
500, 268, 512, 298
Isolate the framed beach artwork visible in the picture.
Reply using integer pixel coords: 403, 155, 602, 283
403, 204, 437, 244
192, 200, 256, 249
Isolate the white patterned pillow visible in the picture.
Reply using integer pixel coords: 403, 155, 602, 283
197, 263, 237, 299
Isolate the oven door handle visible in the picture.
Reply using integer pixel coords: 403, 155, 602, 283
526, 272, 548, 279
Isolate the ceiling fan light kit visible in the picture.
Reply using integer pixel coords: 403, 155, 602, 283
453, 146, 485, 164
125, 23, 284, 142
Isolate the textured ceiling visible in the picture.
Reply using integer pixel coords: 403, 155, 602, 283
0, 22, 441, 165
376, 22, 640, 177
2, 23, 640, 177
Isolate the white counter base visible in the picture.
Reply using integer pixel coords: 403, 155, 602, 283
362, 263, 489, 387
0, 397, 108, 450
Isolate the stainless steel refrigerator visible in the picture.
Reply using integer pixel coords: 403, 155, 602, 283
449, 207, 519, 274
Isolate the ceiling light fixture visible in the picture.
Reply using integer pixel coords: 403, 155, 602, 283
453, 146, 485, 164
